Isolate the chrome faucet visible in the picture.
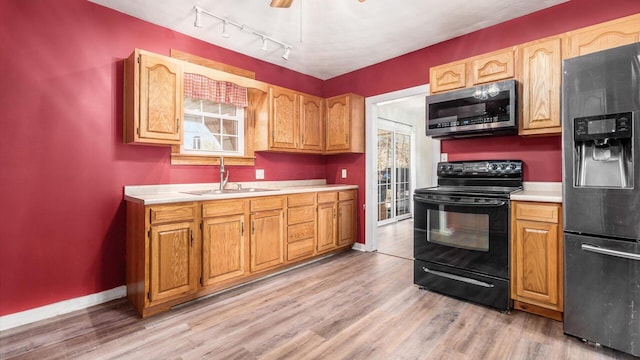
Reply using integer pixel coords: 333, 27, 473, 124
219, 155, 229, 190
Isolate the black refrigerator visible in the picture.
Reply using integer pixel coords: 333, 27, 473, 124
562, 42, 640, 357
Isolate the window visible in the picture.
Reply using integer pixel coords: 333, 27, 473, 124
182, 98, 244, 156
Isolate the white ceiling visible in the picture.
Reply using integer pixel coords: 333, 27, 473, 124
90, 0, 568, 80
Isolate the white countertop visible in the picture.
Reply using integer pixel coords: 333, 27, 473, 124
124, 179, 358, 205
510, 182, 562, 203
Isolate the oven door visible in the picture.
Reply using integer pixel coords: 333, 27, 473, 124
413, 193, 510, 279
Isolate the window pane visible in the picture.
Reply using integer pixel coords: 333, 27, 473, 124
220, 103, 237, 116
222, 136, 237, 152
184, 98, 202, 112
204, 117, 221, 134
184, 114, 202, 132
202, 100, 218, 114
222, 120, 238, 135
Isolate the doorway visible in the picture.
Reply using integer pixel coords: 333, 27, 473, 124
377, 119, 412, 225
362, 84, 440, 253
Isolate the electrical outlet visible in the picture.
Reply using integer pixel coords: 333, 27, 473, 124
256, 169, 265, 180
341, 168, 347, 178
440, 153, 448, 162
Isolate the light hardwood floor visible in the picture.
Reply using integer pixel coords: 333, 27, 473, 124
377, 218, 414, 260
1, 248, 634, 359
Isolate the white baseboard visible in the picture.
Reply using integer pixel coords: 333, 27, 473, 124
351, 242, 367, 252
0, 286, 126, 332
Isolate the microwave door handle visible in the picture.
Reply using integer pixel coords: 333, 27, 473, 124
414, 196, 506, 208
581, 243, 640, 261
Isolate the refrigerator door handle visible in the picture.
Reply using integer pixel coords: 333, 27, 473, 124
582, 243, 640, 261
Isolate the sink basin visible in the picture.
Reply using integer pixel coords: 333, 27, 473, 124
181, 188, 277, 196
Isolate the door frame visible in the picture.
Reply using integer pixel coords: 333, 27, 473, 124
361, 84, 439, 252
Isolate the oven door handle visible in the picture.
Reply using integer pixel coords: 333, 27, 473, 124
422, 267, 495, 288
414, 195, 506, 208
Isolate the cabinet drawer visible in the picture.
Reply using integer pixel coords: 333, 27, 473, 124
288, 221, 316, 242
149, 203, 196, 224
515, 202, 559, 223
339, 190, 355, 201
202, 199, 247, 218
288, 205, 316, 225
251, 196, 285, 212
288, 193, 316, 207
287, 237, 315, 261
317, 191, 338, 203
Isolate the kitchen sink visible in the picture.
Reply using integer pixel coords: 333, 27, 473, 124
181, 188, 277, 196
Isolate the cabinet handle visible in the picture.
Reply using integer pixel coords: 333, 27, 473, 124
190, 229, 194, 247
333, 208, 336, 219
176, 118, 180, 132
241, 221, 244, 236
345, 134, 348, 143
252, 220, 255, 235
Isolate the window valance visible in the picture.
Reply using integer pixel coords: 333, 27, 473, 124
184, 73, 248, 107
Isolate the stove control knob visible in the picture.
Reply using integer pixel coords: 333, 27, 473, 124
447, 165, 454, 171
500, 163, 508, 170
490, 163, 499, 171
510, 163, 517, 170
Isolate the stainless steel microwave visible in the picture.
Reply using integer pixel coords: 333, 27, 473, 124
425, 79, 517, 139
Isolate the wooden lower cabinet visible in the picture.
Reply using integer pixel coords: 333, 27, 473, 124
148, 221, 199, 305
286, 193, 317, 262
250, 209, 285, 272
510, 201, 563, 321
337, 191, 356, 246
126, 189, 357, 317
201, 199, 249, 287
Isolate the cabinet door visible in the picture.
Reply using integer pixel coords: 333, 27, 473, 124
299, 95, 324, 152
325, 95, 351, 152
149, 221, 197, 305
337, 200, 356, 246
250, 210, 285, 272
565, 14, 640, 58
519, 38, 562, 135
513, 220, 560, 308
138, 51, 183, 144
471, 49, 514, 85
202, 214, 246, 287
270, 87, 299, 150
317, 202, 337, 253
429, 61, 466, 93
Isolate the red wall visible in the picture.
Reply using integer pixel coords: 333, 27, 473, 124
0, 0, 327, 316
2, 0, 640, 317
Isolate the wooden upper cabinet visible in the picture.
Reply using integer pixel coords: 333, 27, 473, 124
517, 37, 562, 136
270, 86, 299, 150
299, 95, 324, 152
429, 61, 466, 93
471, 49, 515, 85
124, 49, 183, 145
564, 13, 640, 58
325, 93, 365, 154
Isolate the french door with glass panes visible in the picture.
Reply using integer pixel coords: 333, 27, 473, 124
377, 120, 412, 224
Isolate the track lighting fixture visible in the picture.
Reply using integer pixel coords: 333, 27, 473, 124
193, 6, 292, 60
194, 7, 203, 27
282, 46, 291, 60
221, 21, 230, 38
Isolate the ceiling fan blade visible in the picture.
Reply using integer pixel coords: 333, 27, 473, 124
270, 0, 293, 8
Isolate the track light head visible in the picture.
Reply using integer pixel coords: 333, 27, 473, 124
222, 21, 230, 38
194, 8, 203, 27
282, 46, 291, 60
261, 37, 269, 51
